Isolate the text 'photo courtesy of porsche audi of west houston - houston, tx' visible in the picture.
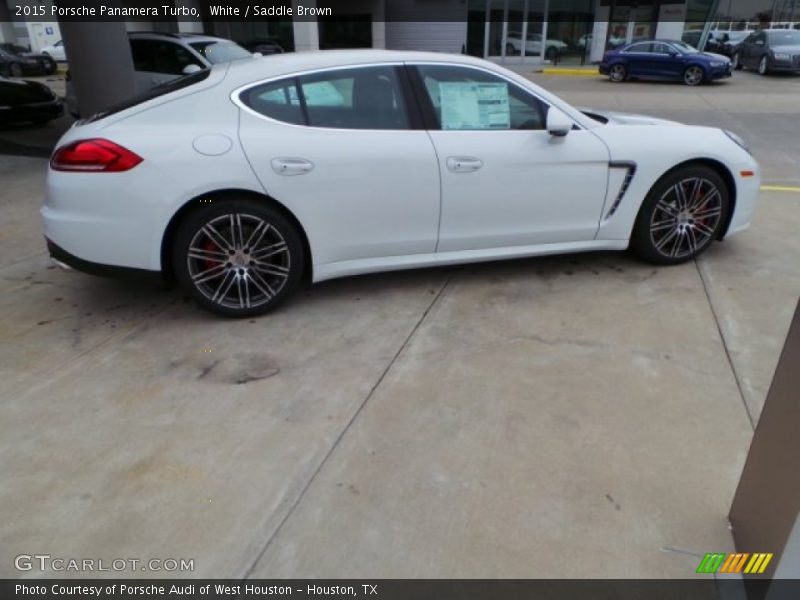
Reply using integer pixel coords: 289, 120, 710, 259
43, 50, 760, 317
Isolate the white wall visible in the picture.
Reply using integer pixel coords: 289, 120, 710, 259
655, 3, 687, 40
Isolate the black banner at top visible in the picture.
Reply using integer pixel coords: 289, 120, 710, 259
2, 0, 787, 23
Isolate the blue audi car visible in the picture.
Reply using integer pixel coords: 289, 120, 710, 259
599, 40, 732, 86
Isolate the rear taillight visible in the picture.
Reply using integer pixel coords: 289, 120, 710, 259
50, 139, 143, 172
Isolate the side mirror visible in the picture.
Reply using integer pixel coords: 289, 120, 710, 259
182, 64, 202, 75
546, 107, 573, 137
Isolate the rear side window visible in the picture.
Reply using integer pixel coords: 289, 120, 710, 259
239, 78, 304, 126
240, 66, 410, 130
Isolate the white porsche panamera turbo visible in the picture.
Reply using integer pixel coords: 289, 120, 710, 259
42, 50, 760, 317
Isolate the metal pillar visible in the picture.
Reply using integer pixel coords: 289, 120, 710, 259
58, 21, 137, 117
730, 299, 800, 584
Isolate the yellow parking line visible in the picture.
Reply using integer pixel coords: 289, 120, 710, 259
541, 68, 600, 76
760, 185, 800, 193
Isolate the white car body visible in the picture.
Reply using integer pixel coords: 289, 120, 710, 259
43, 50, 760, 308
41, 40, 66, 62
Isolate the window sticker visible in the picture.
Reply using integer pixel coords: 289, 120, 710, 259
439, 82, 510, 130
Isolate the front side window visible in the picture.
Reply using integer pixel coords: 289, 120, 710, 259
240, 66, 410, 130
414, 64, 548, 131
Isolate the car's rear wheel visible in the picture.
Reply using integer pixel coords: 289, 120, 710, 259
545, 46, 558, 61
9, 62, 23, 78
683, 65, 705, 86
758, 55, 770, 75
608, 64, 627, 82
172, 199, 305, 317
631, 166, 730, 265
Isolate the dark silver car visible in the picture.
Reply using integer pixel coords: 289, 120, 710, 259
734, 29, 800, 74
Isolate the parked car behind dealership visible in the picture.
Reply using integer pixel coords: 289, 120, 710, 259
66, 32, 252, 117
239, 38, 285, 55
734, 29, 800, 74
0, 75, 63, 125
41, 40, 67, 62
601, 39, 732, 86
0, 45, 57, 77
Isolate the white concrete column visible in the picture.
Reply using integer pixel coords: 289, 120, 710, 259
372, 0, 386, 48
293, 0, 320, 52
0, 0, 19, 44
175, 0, 205, 33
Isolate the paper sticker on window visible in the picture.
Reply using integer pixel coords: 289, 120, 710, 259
439, 82, 510, 130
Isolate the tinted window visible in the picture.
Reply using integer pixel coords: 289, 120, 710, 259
415, 64, 548, 131
240, 78, 304, 126
767, 30, 800, 45
131, 39, 203, 75
298, 66, 409, 129
130, 39, 157, 71
652, 43, 673, 54
626, 42, 653, 53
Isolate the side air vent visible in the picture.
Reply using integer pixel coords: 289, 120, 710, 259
605, 161, 637, 219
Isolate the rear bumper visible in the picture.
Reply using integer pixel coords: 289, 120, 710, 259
46, 239, 156, 279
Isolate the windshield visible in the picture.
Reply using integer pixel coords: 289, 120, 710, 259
768, 30, 800, 45
672, 41, 699, 54
189, 41, 251, 64
725, 31, 749, 42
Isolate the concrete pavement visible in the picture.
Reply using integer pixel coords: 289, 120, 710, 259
1, 72, 799, 579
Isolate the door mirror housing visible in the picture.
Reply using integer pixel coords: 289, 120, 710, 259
182, 64, 203, 75
546, 107, 573, 137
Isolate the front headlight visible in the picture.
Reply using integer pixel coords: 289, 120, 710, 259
773, 52, 791, 61
710, 60, 728, 67
723, 129, 751, 154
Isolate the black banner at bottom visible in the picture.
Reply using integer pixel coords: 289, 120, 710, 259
3, 579, 800, 600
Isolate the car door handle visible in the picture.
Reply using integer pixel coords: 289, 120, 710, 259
271, 158, 314, 176
446, 156, 483, 173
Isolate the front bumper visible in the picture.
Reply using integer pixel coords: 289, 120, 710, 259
708, 64, 733, 80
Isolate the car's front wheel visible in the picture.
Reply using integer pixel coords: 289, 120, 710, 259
758, 55, 770, 75
732, 52, 742, 70
608, 64, 627, 82
172, 198, 305, 317
683, 65, 705, 86
9, 62, 23, 78
631, 166, 730, 265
